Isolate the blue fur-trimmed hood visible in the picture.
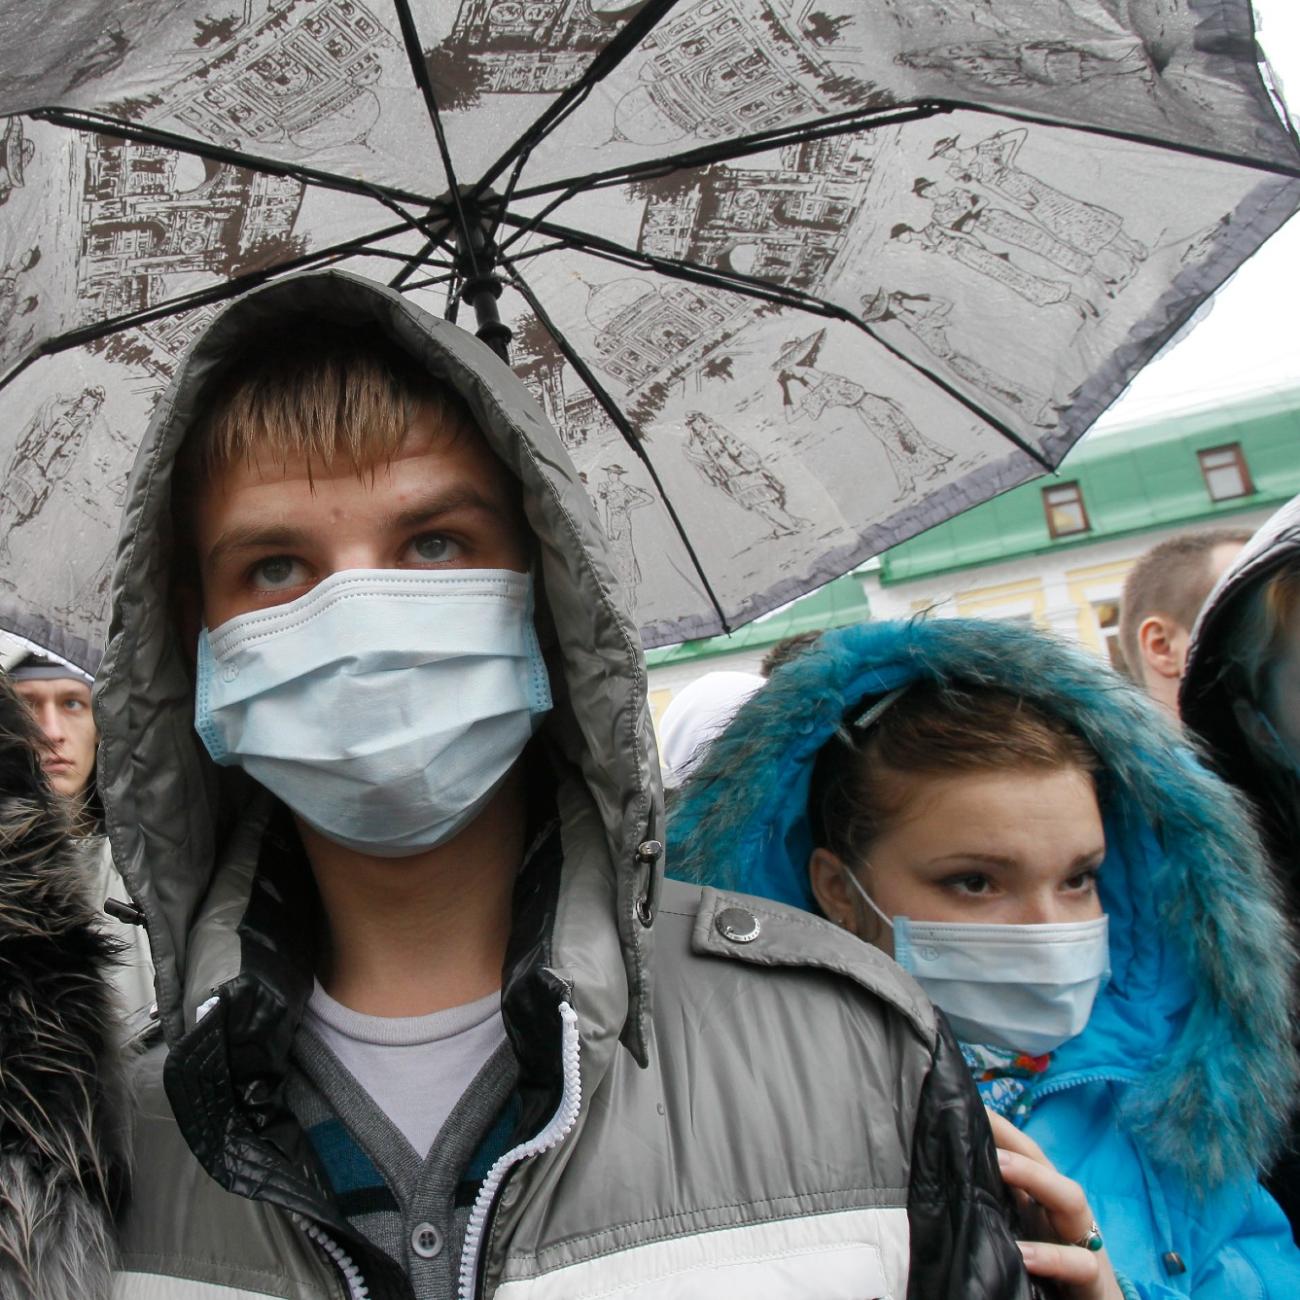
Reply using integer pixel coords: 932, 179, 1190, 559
668, 618, 1297, 1188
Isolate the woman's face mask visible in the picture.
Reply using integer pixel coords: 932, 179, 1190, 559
841, 867, 1110, 1055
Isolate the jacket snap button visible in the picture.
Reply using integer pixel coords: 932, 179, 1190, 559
411, 1222, 442, 1259
715, 907, 761, 944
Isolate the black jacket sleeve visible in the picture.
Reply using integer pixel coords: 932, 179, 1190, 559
905, 1012, 1039, 1300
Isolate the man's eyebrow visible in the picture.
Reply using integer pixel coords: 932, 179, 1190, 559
387, 486, 505, 531
205, 524, 311, 567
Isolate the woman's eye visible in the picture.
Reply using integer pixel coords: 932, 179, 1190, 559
1063, 870, 1100, 893
407, 534, 463, 564
251, 556, 304, 590
946, 874, 992, 896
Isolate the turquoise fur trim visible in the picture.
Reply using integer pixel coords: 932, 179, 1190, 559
667, 618, 1297, 1189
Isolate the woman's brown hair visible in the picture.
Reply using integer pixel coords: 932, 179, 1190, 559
810, 680, 1101, 866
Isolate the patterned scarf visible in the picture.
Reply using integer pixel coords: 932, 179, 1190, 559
960, 1041, 1052, 1125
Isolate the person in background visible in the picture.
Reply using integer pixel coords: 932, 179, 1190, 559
0, 672, 125, 1299
8, 650, 153, 1019
1181, 493, 1300, 1240
670, 617, 1300, 1298
1117, 529, 1249, 720
658, 669, 764, 787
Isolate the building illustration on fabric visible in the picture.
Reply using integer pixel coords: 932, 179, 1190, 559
638, 135, 877, 292
585, 276, 745, 392
613, 0, 876, 146
120, 0, 394, 152
511, 308, 620, 453
683, 411, 806, 539
430, 0, 626, 99
776, 329, 953, 501
76, 136, 304, 321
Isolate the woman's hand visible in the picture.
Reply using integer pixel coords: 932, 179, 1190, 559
987, 1110, 1126, 1300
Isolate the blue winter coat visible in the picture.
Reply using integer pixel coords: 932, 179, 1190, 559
668, 618, 1300, 1298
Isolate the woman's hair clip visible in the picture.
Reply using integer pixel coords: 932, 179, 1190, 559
852, 684, 911, 733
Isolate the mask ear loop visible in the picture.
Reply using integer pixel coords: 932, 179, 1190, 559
841, 862, 895, 932
829, 683, 912, 937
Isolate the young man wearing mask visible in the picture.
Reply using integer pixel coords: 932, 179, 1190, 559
100, 271, 1030, 1300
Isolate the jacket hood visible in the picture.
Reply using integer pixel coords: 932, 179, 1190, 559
1181, 493, 1300, 858
95, 270, 661, 1058
668, 617, 1297, 1187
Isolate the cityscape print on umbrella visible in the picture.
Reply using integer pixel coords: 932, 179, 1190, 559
775, 330, 954, 502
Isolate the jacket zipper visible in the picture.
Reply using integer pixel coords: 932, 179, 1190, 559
292, 1211, 371, 1300
1023, 1066, 1140, 1107
457, 1000, 583, 1300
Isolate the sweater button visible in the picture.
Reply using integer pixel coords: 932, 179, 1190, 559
412, 1222, 443, 1259
715, 907, 761, 944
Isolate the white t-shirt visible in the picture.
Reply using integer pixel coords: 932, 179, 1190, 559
303, 982, 506, 1158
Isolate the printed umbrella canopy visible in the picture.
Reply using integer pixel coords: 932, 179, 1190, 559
0, 0, 1297, 672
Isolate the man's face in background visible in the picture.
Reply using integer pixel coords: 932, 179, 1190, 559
14, 675, 97, 799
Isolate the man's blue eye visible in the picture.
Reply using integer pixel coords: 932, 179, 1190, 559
255, 557, 298, 587
411, 534, 459, 562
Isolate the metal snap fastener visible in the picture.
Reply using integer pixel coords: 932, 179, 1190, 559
715, 907, 761, 944
411, 1222, 442, 1259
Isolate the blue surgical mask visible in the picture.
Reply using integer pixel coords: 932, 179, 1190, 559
195, 568, 552, 857
842, 867, 1110, 1055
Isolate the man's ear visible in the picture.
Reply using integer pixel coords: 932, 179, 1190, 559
1137, 614, 1185, 682
809, 846, 856, 932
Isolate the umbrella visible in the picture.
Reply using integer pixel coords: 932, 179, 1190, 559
0, 0, 1297, 671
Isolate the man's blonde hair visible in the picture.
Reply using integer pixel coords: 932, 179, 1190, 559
184, 322, 478, 484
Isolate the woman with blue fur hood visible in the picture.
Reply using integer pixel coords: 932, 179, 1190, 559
669, 618, 1300, 1298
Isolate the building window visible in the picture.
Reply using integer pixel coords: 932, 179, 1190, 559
1043, 482, 1090, 538
1198, 443, 1254, 502
1092, 599, 1126, 672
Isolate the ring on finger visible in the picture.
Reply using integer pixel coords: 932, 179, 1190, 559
1072, 1220, 1104, 1253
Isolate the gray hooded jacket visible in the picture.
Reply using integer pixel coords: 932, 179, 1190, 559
98, 271, 1030, 1300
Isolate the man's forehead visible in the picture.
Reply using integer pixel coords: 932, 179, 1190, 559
202, 412, 513, 498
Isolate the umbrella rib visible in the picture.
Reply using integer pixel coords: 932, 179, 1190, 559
508, 101, 950, 203
929, 98, 1300, 180
0, 219, 419, 395
505, 214, 1053, 471
390, 239, 440, 288
390, 0, 479, 275
502, 259, 732, 634
27, 106, 444, 207
473, 0, 684, 197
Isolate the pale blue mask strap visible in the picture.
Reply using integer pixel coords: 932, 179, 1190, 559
841, 862, 895, 932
